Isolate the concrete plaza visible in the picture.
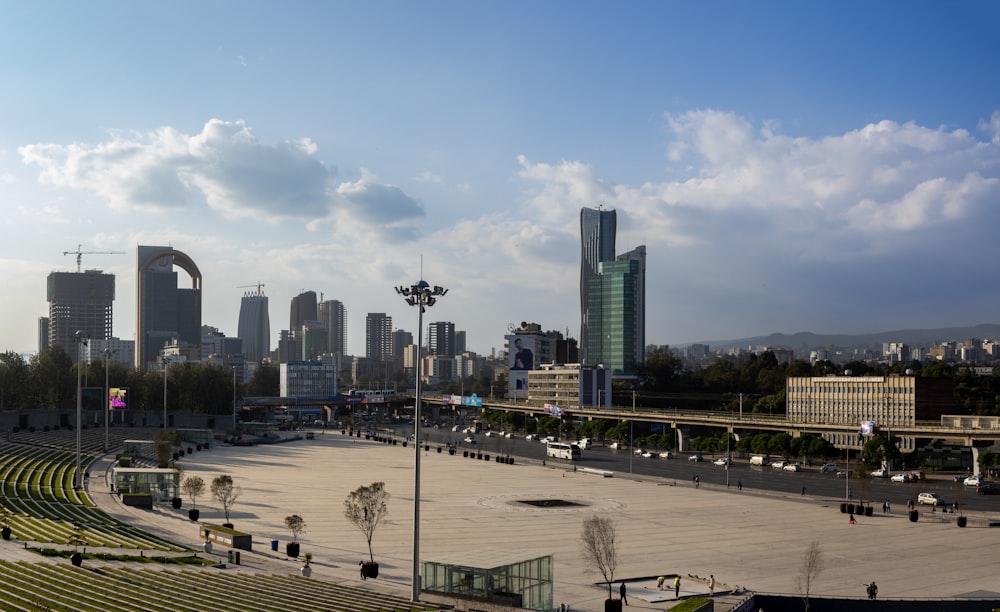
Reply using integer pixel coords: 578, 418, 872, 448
90, 431, 1000, 611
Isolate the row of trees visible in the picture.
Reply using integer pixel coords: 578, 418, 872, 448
0, 346, 280, 413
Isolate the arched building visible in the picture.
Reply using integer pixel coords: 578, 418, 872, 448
135, 246, 202, 371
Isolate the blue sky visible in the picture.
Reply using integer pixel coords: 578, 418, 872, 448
2, 1, 999, 358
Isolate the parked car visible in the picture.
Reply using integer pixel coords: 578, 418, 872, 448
770, 460, 787, 469
821, 463, 838, 473
890, 473, 911, 483
953, 474, 970, 482
688, 454, 703, 462
484, 431, 495, 437
977, 484, 1000, 495
713, 457, 731, 466
871, 469, 888, 478
451, 425, 461, 432
783, 463, 801, 472
917, 492, 945, 506
964, 476, 983, 487
658, 451, 674, 459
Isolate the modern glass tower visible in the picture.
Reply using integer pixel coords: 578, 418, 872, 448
587, 256, 644, 375
237, 287, 270, 362
580, 207, 617, 363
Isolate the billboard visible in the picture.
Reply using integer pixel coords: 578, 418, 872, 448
109, 388, 128, 410
858, 420, 875, 435
506, 334, 536, 400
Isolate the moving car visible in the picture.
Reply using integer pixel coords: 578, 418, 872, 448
713, 457, 731, 466
463, 436, 476, 444
821, 463, 838, 473
964, 476, 983, 487
609, 442, 621, 450
658, 451, 674, 459
576, 438, 592, 450
871, 469, 888, 478
688, 454, 703, 462
525, 434, 539, 441
634, 448, 645, 455
917, 492, 944, 506
890, 473, 911, 483
977, 483, 1000, 495
641, 451, 655, 458
770, 460, 787, 469
783, 463, 801, 472
835, 471, 848, 478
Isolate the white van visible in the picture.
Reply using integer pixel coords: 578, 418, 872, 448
750, 455, 766, 466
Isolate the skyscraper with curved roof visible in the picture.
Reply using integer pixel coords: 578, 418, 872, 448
135, 245, 202, 371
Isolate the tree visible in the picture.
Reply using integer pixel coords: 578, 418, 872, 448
343, 482, 390, 563
211, 475, 241, 525
284, 514, 306, 542
580, 515, 618, 600
798, 540, 824, 612
181, 476, 205, 509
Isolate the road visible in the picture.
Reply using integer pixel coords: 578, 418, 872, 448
400, 425, 999, 513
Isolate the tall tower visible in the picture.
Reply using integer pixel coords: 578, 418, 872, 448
587, 256, 644, 375
617, 245, 646, 367
580, 206, 617, 363
365, 313, 393, 361
46, 270, 115, 363
318, 299, 348, 356
237, 286, 270, 362
135, 246, 202, 371
289, 291, 318, 332
428, 321, 457, 357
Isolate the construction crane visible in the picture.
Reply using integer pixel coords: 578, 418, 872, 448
236, 282, 266, 294
63, 244, 125, 273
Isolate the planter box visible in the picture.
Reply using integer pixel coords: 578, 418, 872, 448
202, 525, 253, 551
122, 494, 153, 508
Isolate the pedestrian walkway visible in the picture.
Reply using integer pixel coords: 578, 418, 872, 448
86, 432, 1000, 611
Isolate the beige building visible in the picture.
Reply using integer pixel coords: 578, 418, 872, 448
786, 375, 953, 450
527, 363, 611, 410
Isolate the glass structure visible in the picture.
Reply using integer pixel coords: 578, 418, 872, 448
422, 553, 553, 611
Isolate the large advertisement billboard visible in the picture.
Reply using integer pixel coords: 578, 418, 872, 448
507, 334, 536, 399
109, 388, 128, 410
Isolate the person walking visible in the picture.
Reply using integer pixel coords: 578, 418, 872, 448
882, 501, 888, 513
657, 575, 665, 590
619, 581, 628, 605
849, 513, 856, 525
673, 575, 681, 599
870, 581, 878, 600
709, 574, 716, 596
737, 480, 743, 491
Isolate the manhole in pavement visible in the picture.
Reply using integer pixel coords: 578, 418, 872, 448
516, 499, 585, 508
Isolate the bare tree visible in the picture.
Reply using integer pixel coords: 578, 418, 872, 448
580, 515, 618, 600
181, 476, 204, 509
344, 481, 390, 563
798, 540, 824, 612
210, 474, 241, 525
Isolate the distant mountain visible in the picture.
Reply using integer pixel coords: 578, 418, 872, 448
685, 323, 1000, 352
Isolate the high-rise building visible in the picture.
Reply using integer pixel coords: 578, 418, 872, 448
580, 206, 617, 363
135, 246, 202, 371
318, 299, 347, 356
428, 321, 457, 357
365, 313, 393, 360
289, 291, 318, 332
46, 270, 116, 363
300, 320, 328, 360
237, 286, 270, 362
587, 257, 643, 375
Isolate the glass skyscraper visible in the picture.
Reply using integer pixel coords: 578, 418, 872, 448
580, 207, 617, 363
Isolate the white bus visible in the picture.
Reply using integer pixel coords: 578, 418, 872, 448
546, 442, 581, 460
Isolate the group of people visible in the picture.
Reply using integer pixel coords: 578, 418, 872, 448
866, 581, 878, 599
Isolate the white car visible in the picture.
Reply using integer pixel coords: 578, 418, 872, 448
484, 431, 495, 437
890, 473, 911, 483
871, 469, 888, 478
451, 425, 461, 432
917, 492, 944, 506
658, 451, 674, 459
770, 460, 787, 469
641, 451, 655, 458
688, 454, 703, 462
634, 448, 645, 455
964, 476, 983, 487
783, 463, 801, 472
713, 457, 731, 466
463, 436, 476, 444
610, 442, 621, 449
576, 438, 592, 450
525, 434, 538, 441
821, 463, 838, 473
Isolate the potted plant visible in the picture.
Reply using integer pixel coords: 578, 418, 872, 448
210, 474, 241, 529
580, 515, 621, 612
301, 552, 313, 577
1, 506, 12, 540
69, 523, 86, 567
344, 482, 390, 579
181, 475, 205, 522
283, 514, 306, 558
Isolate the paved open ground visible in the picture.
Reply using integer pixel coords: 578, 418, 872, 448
89, 432, 1000, 611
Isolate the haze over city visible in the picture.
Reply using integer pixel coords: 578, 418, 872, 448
2, 2, 999, 358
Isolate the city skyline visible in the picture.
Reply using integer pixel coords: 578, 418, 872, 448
3, 3, 1000, 358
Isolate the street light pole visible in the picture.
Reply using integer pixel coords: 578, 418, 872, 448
74, 331, 88, 489
232, 366, 238, 434
396, 279, 448, 603
103, 347, 115, 453
161, 357, 169, 430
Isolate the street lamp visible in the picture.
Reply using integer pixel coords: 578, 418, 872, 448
232, 366, 238, 434
102, 347, 117, 453
161, 356, 169, 430
395, 279, 448, 603
74, 331, 89, 489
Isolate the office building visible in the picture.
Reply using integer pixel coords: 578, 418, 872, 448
237, 286, 270, 362
135, 246, 202, 371
318, 298, 347, 356
300, 320, 328, 360
85, 337, 135, 367
289, 291, 318, 332
46, 270, 116, 363
428, 321, 457, 357
580, 207, 617, 363
586, 255, 645, 375
365, 313, 393, 361
280, 360, 339, 397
